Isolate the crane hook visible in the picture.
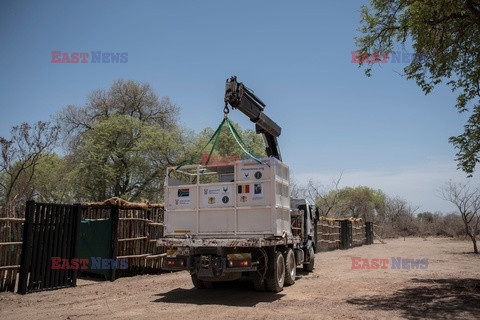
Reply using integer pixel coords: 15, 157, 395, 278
223, 102, 229, 116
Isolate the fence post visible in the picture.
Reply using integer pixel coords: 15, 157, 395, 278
347, 220, 352, 248
365, 222, 373, 245
18, 200, 35, 294
71, 204, 82, 287
110, 205, 119, 281
340, 220, 347, 249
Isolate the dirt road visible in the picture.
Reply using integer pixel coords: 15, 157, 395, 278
1, 237, 479, 319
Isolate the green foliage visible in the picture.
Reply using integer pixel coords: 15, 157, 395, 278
74, 114, 189, 202
417, 211, 434, 223
449, 105, 480, 176
32, 154, 75, 203
356, 0, 480, 175
56, 79, 197, 203
337, 186, 386, 220
0, 121, 59, 211
317, 185, 386, 221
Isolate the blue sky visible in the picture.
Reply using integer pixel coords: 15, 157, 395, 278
0, 0, 477, 212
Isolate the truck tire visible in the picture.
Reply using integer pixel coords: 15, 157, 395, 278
265, 251, 285, 292
284, 249, 296, 286
191, 274, 205, 289
252, 278, 266, 291
303, 247, 315, 272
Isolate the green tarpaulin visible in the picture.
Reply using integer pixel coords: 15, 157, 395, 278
78, 219, 112, 279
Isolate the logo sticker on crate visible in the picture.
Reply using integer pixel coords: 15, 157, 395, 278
177, 188, 190, 197
202, 185, 233, 207
237, 185, 250, 193
253, 183, 264, 200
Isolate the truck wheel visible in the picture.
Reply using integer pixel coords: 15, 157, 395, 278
265, 251, 285, 292
284, 249, 296, 286
252, 278, 266, 291
203, 281, 214, 289
191, 274, 205, 289
303, 247, 315, 272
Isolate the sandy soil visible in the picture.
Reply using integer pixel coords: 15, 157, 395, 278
1, 237, 479, 320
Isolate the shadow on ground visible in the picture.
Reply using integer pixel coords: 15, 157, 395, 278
347, 278, 480, 319
153, 281, 284, 307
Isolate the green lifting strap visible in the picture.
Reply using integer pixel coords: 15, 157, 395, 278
174, 117, 226, 171
174, 116, 262, 172
225, 118, 262, 164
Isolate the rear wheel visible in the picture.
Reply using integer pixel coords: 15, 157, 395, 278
303, 247, 315, 272
191, 274, 205, 289
252, 278, 266, 291
284, 249, 296, 286
266, 251, 285, 292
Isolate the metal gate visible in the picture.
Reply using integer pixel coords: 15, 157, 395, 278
18, 201, 81, 294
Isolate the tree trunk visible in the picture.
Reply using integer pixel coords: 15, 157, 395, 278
471, 235, 478, 254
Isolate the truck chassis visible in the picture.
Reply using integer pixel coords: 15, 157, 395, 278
157, 235, 313, 292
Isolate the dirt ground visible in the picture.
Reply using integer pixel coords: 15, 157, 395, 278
1, 237, 479, 320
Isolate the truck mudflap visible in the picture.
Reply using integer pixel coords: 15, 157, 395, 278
157, 235, 300, 248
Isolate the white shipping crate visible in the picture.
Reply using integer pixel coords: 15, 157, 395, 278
164, 158, 291, 238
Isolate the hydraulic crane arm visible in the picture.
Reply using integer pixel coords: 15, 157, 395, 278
224, 76, 282, 161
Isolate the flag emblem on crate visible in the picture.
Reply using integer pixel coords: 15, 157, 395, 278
237, 185, 250, 194
177, 188, 190, 197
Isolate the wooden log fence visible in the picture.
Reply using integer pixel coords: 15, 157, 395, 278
80, 202, 165, 280
315, 217, 342, 251
0, 200, 166, 292
0, 217, 24, 292
315, 216, 372, 252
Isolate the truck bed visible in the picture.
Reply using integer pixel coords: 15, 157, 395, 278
157, 234, 301, 248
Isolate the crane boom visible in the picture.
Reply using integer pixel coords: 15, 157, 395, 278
224, 76, 282, 161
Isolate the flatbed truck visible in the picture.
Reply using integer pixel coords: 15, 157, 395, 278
157, 77, 317, 292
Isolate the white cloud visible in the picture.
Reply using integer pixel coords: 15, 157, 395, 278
294, 162, 480, 213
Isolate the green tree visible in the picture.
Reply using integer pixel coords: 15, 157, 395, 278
417, 211, 434, 223
336, 186, 386, 221
58, 79, 179, 151
356, 0, 480, 175
31, 154, 75, 203
74, 114, 189, 202
58, 79, 190, 202
0, 121, 59, 216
